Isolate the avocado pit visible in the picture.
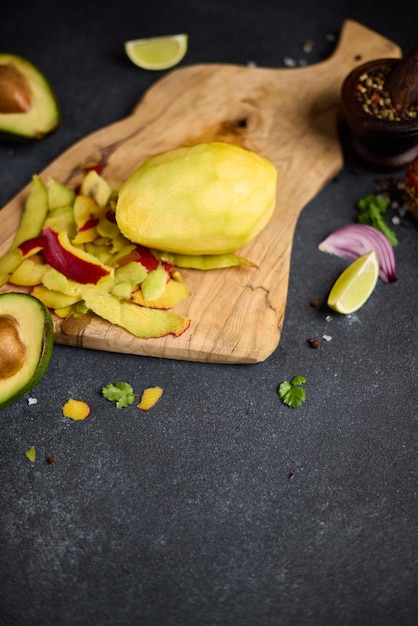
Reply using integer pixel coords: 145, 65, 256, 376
0, 64, 32, 113
0, 314, 27, 379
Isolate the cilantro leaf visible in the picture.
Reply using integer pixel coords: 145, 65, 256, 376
278, 376, 307, 409
102, 382, 137, 409
357, 194, 398, 247
290, 375, 306, 386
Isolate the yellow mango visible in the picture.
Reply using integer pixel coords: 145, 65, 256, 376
115, 142, 277, 255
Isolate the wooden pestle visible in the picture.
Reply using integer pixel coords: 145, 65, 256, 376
385, 41, 418, 112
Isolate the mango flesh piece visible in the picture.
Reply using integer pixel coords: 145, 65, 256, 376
137, 387, 163, 411
115, 142, 277, 255
47, 178, 76, 210
62, 398, 91, 421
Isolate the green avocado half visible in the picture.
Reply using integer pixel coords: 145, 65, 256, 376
0, 53, 60, 140
0, 293, 54, 411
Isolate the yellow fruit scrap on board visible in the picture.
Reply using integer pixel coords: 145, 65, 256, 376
137, 386, 163, 411
62, 398, 91, 421
1, 167, 192, 340
125, 34, 188, 70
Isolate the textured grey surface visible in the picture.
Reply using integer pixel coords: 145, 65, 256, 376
0, 1, 417, 625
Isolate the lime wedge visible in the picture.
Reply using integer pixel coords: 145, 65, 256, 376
125, 34, 188, 71
327, 250, 379, 314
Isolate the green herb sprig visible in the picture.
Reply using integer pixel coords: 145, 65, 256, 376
278, 375, 307, 408
357, 194, 398, 246
102, 382, 137, 409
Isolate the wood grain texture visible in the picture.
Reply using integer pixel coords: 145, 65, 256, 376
0, 20, 401, 363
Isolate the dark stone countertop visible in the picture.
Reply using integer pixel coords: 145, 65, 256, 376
1, 1, 417, 624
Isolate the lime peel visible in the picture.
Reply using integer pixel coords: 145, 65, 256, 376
125, 34, 188, 71
327, 250, 379, 314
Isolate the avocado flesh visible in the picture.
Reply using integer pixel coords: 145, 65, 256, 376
0, 293, 54, 410
0, 54, 60, 140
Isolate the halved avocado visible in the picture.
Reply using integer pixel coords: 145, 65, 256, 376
0, 292, 54, 411
0, 53, 60, 140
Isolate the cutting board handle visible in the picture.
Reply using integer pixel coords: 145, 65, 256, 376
326, 19, 401, 70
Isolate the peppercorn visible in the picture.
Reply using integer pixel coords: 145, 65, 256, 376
355, 66, 418, 121
46, 455, 57, 464
307, 338, 321, 349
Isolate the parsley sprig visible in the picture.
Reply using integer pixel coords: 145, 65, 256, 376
278, 375, 307, 408
357, 194, 398, 246
102, 382, 137, 409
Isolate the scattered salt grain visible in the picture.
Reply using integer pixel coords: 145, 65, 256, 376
302, 40, 314, 53
398, 204, 409, 217
283, 57, 297, 67
325, 315, 333, 322
392, 216, 401, 225
27, 397, 38, 405
322, 334, 332, 342
246, 60, 257, 68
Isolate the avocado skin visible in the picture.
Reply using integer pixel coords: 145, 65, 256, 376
0, 293, 54, 411
0, 54, 60, 140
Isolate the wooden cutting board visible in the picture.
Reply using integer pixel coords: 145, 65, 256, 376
0, 20, 401, 363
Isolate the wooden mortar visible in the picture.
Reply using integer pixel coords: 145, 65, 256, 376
341, 43, 418, 168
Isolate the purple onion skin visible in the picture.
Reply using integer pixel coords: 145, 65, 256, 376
318, 224, 397, 284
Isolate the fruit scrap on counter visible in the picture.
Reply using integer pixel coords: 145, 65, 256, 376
25, 446, 36, 462
62, 398, 91, 421
137, 386, 163, 411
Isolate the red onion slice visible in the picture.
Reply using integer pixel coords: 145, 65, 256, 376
318, 224, 397, 283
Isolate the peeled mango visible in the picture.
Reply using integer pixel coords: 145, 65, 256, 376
115, 142, 277, 255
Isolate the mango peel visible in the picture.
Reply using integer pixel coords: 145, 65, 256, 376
115, 142, 277, 255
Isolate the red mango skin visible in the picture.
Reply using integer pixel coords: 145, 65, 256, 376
83, 161, 103, 176
105, 209, 117, 223
42, 228, 110, 284
19, 235, 46, 258
134, 245, 159, 271
19, 228, 110, 284
117, 245, 160, 271
78, 217, 99, 232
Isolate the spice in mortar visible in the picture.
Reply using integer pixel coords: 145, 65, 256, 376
355, 65, 418, 121
405, 156, 418, 219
